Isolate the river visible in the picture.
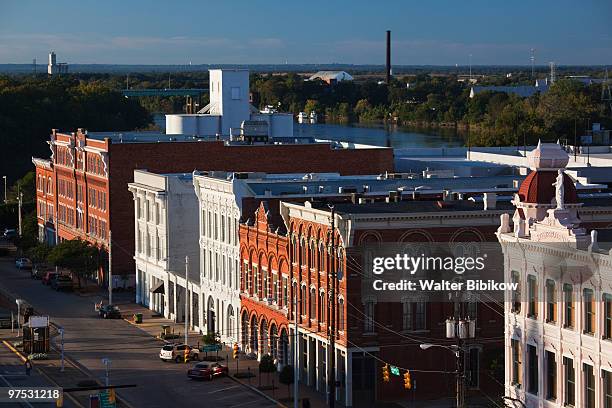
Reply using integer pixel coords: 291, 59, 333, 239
153, 114, 466, 148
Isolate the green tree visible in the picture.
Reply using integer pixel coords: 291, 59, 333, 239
27, 243, 50, 265
201, 332, 220, 345
47, 239, 99, 288
303, 99, 320, 114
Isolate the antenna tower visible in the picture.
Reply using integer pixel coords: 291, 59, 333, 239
530, 49, 536, 79
549, 61, 556, 83
32, 58, 37, 75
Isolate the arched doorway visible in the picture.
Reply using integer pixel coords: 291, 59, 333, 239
241, 311, 249, 350
227, 305, 235, 342
279, 328, 289, 366
250, 315, 258, 354
207, 296, 216, 334
270, 324, 278, 360
260, 318, 269, 356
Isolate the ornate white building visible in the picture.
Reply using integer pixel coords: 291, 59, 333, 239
129, 170, 201, 330
498, 142, 612, 408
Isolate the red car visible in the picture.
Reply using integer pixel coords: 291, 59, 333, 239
187, 362, 228, 380
42, 271, 58, 285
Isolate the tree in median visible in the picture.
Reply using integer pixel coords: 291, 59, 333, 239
47, 239, 98, 288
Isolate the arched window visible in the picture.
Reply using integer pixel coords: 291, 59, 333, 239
292, 237, 298, 264
309, 241, 315, 269
310, 288, 316, 318
338, 297, 345, 331
319, 291, 325, 323
337, 248, 345, 280
318, 243, 325, 272
300, 237, 307, 266
300, 285, 307, 316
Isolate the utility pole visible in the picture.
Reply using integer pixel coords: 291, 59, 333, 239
185, 256, 189, 345
108, 230, 113, 305
290, 232, 299, 408
17, 189, 23, 237
2, 176, 6, 204
454, 296, 464, 408
59, 327, 65, 372
327, 205, 336, 408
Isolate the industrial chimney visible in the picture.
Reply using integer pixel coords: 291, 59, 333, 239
386, 30, 391, 84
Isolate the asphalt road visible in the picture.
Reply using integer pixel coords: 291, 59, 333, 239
0, 257, 277, 408
0, 343, 69, 408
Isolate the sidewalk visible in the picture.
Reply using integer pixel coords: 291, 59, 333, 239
117, 301, 336, 408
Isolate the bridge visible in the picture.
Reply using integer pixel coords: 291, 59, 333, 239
122, 88, 208, 98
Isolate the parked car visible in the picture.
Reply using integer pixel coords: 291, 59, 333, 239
32, 264, 52, 279
98, 305, 122, 319
160, 344, 200, 363
15, 257, 32, 269
41, 271, 58, 285
187, 362, 228, 380
3, 229, 16, 239
51, 275, 74, 291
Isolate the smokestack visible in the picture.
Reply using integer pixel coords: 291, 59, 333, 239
386, 30, 391, 84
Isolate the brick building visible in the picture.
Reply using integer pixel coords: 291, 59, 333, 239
32, 128, 393, 281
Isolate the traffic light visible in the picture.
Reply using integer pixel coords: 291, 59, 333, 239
233, 343, 239, 359
382, 364, 390, 382
403, 370, 412, 389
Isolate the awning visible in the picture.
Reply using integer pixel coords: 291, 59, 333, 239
150, 281, 165, 294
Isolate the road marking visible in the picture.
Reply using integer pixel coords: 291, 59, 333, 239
0, 374, 35, 408
215, 391, 249, 401
208, 384, 240, 394
1, 340, 27, 362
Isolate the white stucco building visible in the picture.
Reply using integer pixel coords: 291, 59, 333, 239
166, 69, 293, 140
129, 170, 201, 331
497, 142, 612, 408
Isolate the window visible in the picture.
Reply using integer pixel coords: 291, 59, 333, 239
511, 339, 522, 387
309, 288, 316, 318
231, 87, 240, 100
319, 291, 325, 323
546, 279, 556, 323
584, 364, 595, 408
253, 265, 259, 296
282, 277, 288, 308
528, 275, 538, 318
272, 274, 278, 303
564, 284, 574, 328
583, 288, 595, 335
137, 198, 141, 218
338, 297, 345, 331
402, 301, 412, 331
364, 301, 375, 333
263, 270, 268, 299
604, 370, 612, 408
415, 302, 426, 330
511, 271, 521, 313
318, 243, 325, 271
466, 348, 479, 388
564, 357, 575, 406
145, 200, 150, 222
300, 285, 306, 316
337, 249, 344, 279
221, 215, 225, 242
546, 351, 556, 401
605, 294, 612, 340
300, 238, 306, 266
527, 344, 538, 395
155, 235, 160, 260
155, 203, 160, 224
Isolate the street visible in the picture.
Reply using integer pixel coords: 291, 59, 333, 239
0, 257, 278, 408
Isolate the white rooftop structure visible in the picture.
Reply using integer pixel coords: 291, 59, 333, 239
308, 71, 354, 83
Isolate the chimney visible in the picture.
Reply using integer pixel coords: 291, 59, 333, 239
483, 193, 497, 210
386, 30, 391, 84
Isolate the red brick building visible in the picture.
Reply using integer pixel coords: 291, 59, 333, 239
32, 128, 394, 281
239, 198, 514, 407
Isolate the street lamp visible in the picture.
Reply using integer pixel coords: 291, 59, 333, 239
15, 299, 24, 337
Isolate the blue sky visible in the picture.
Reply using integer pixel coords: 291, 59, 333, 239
1, 0, 610, 65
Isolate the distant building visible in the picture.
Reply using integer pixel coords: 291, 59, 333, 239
308, 71, 354, 85
470, 79, 550, 99
165, 69, 294, 139
47, 52, 68, 75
